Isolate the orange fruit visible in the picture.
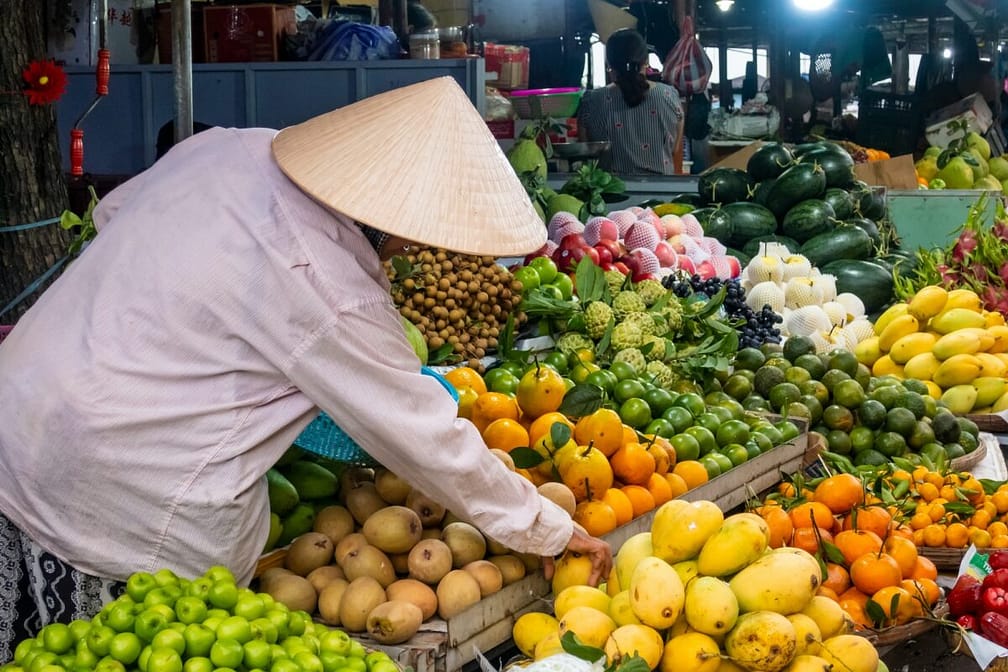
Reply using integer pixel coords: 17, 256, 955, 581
916, 482, 939, 502
790, 526, 832, 555
814, 473, 865, 514
883, 535, 919, 579
610, 442, 656, 485
839, 586, 870, 608
573, 500, 618, 537
664, 472, 688, 499
817, 586, 839, 601
620, 485, 656, 518
909, 555, 938, 581
470, 392, 521, 433
901, 578, 941, 608
909, 512, 931, 531
921, 524, 946, 548
516, 365, 567, 418
990, 522, 1008, 538
842, 505, 893, 538
456, 385, 480, 419
645, 472, 674, 506
789, 501, 835, 530
839, 599, 872, 630
444, 366, 487, 395
869, 586, 919, 626
961, 477, 986, 505
945, 522, 970, 549
646, 442, 672, 476
481, 418, 530, 452
756, 505, 794, 549
994, 534, 1008, 549
833, 529, 883, 566
992, 491, 1008, 514
528, 412, 575, 446
823, 562, 851, 595
573, 409, 624, 457
556, 445, 614, 502
892, 524, 915, 541
672, 461, 709, 490
973, 509, 994, 529
621, 424, 638, 447
850, 553, 902, 595
601, 488, 634, 526
971, 528, 993, 549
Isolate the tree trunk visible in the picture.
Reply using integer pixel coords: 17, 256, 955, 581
0, 1, 71, 322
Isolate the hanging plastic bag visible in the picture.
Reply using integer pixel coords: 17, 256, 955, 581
661, 16, 712, 96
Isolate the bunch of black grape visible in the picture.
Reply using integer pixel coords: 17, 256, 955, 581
663, 274, 783, 348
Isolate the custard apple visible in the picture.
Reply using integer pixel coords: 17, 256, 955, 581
612, 291, 646, 320
610, 320, 643, 351
584, 301, 614, 340
634, 279, 666, 307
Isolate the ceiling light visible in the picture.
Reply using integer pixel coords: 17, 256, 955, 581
715, 0, 734, 11
943, 48, 952, 58
792, 0, 834, 10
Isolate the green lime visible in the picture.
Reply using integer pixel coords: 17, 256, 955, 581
717, 399, 746, 421
760, 342, 784, 357
821, 369, 853, 392
705, 391, 734, 407
833, 379, 866, 409
644, 418, 676, 438
551, 274, 574, 300
870, 384, 904, 410
799, 394, 824, 425
529, 256, 559, 284
716, 419, 751, 447
857, 399, 888, 430
685, 426, 718, 456
885, 407, 918, 436
932, 410, 962, 443
709, 452, 734, 473
852, 449, 888, 467
958, 416, 980, 439
923, 395, 939, 419
662, 406, 695, 433
849, 426, 876, 453
769, 382, 802, 412
694, 412, 723, 435
854, 364, 872, 390
783, 366, 812, 387
959, 432, 979, 454
709, 405, 737, 424
902, 378, 930, 397
584, 370, 616, 395
569, 360, 601, 384
486, 370, 520, 394
512, 266, 541, 293
742, 394, 771, 412
920, 442, 947, 465
614, 379, 647, 404
875, 431, 907, 457
783, 335, 817, 363
799, 380, 831, 407
543, 351, 569, 375
499, 360, 526, 377
619, 398, 653, 429
734, 369, 757, 384
643, 387, 677, 416
775, 420, 800, 442
699, 455, 722, 480
782, 402, 812, 423
794, 353, 827, 380
754, 366, 787, 397
608, 360, 638, 381
826, 429, 853, 455
674, 392, 707, 418
944, 442, 966, 460
744, 442, 763, 459
828, 349, 860, 377
753, 424, 783, 446
900, 390, 928, 420
563, 377, 576, 392
537, 284, 564, 302
669, 433, 701, 461
765, 356, 792, 371
908, 420, 936, 450
749, 432, 774, 454
735, 347, 767, 371
822, 405, 855, 432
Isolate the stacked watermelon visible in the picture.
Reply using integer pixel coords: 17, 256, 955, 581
682, 141, 913, 315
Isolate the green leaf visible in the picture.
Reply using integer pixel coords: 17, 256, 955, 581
944, 501, 977, 516
822, 540, 847, 565
550, 421, 573, 449
427, 344, 455, 365
391, 256, 413, 279
865, 599, 886, 628
595, 316, 615, 360
612, 655, 651, 672
558, 384, 606, 417
498, 312, 516, 360
575, 256, 606, 304
59, 210, 82, 230
510, 447, 547, 469
560, 631, 605, 663
981, 479, 1006, 495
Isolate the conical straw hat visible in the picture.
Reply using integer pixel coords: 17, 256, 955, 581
272, 76, 546, 257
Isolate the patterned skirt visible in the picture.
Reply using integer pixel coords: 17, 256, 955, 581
0, 512, 124, 664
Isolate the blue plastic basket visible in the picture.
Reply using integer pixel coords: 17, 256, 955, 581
292, 366, 459, 467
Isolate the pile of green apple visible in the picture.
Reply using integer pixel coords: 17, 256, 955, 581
915, 127, 1008, 193
2, 566, 399, 672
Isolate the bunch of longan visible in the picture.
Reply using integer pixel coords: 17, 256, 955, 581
386, 248, 524, 371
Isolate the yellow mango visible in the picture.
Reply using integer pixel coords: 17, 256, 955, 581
976, 352, 1008, 378
974, 377, 1008, 407
908, 286, 948, 321
961, 327, 995, 351
684, 576, 739, 637
558, 605, 616, 649
930, 307, 988, 334
787, 613, 824, 656
988, 325, 1008, 353
608, 590, 641, 627
903, 352, 941, 381
660, 632, 721, 672
945, 288, 982, 311
818, 635, 879, 672
651, 500, 723, 564
889, 332, 937, 364
696, 514, 769, 577
729, 548, 821, 614
878, 314, 920, 352
604, 624, 664, 670
997, 353, 1008, 368
672, 560, 699, 587
629, 556, 684, 629
785, 654, 834, 672
923, 380, 943, 400
992, 389, 1008, 413
614, 532, 653, 592
554, 585, 612, 620
986, 311, 1006, 327
932, 330, 983, 360
853, 336, 881, 367
873, 303, 909, 337
933, 353, 982, 388
940, 384, 979, 414
871, 355, 904, 379
724, 612, 798, 672
800, 595, 849, 639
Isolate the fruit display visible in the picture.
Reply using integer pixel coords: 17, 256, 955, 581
259, 465, 538, 639
750, 472, 945, 633
665, 275, 783, 349
726, 337, 982, 468
512, 499, 884, 672
0, 565, 403, 672
913, 122, 1007, 194
384, 247, 521, 371
834, 141, 890, 165
856, 285, 1008, 415
266, 451, 348, 553
947, 551, 1008, 650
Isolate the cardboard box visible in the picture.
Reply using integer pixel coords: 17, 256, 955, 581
203, 4, 296, 63
853, 154, 919, 190
924, 93, 994, 148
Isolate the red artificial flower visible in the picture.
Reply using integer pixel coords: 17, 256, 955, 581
22, 59, 68, 106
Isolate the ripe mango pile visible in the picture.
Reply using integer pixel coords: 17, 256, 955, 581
856, 286, 1008, 414
513, 500, 883, 672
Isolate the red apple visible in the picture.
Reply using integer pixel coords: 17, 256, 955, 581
695, 260, 717, 280
593, 243, 613, 265
582, 246, 601, 266
653, 241, 678, 268
676, 256, 696, 275
632, 271, 656, 283
724, 256, 742, 278
599, 261, 615, 272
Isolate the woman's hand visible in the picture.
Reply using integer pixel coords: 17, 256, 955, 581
542, 524, 613, 587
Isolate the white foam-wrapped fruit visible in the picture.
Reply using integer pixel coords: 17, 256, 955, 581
785, 306, 833, 338
811, 274, 838, 302
835, 293, 866, 321
781, 255, 812, 281
746, 255, 785, 285
746, 281, 786, 313
822, 301, 848, 328
784, 277, 824, 310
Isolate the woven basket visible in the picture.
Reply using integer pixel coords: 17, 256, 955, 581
856, 602, 948, 646
293, 366, 458, 466
945, 626, 1008, 671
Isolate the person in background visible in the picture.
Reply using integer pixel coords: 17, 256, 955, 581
577, 28, 684, 176
406, 0, 437, 34
683, 88, 712, 174
0, 77, 611, 660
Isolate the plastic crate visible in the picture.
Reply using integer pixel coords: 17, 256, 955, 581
292, 366, 458, 466
508, 88, 583, 120
856, 89, 923, 157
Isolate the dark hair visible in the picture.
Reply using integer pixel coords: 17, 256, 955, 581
606, 28, 649, 108
407, 1, 437, 33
